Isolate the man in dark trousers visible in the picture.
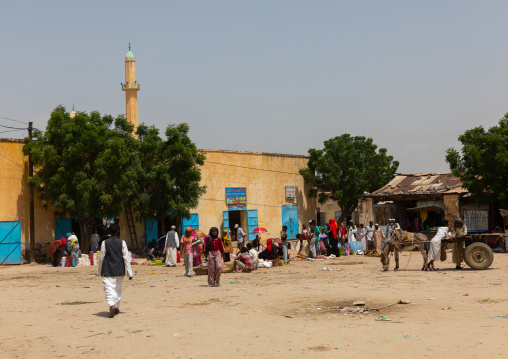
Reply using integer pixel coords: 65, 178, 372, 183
98, 223, 133, 318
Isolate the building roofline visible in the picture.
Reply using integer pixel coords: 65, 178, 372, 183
199, 148, 309, 159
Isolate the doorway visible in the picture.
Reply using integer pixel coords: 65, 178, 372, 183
228, 210, 246, 232
164, 215, 182, 236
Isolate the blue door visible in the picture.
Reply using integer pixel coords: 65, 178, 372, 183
182, 214, 199, 231
247, 209, 258, 241
0, 221, 21, 264
55, 218, 72, 241
223, 211, 229, 232
282, 205, 299, 239
145, 219, 159, 245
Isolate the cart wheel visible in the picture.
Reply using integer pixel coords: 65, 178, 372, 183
464, 242, 494, 270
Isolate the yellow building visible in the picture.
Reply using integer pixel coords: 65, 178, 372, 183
0, 138, 317, 262
0, 48, 319, 263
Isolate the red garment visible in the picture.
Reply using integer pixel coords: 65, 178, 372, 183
328, 219, 337, 239
205, 236, 225, 254
60, 237, 67, 250
267, 238, 273, 252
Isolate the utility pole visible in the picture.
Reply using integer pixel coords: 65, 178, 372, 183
28, 122, 35, 263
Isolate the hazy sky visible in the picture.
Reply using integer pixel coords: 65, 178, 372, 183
2, 1, 507, 173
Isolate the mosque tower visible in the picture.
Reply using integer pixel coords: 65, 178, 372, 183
121, 43, 140, 127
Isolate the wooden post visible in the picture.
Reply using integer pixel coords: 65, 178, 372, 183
28, 122, 35, 263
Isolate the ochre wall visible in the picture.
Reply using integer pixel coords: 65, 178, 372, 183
0, 140, 55, 250
0, 141, 318, 250
196, 150, 317, 239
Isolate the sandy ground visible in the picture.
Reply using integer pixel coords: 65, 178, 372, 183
1, 247, 507, 359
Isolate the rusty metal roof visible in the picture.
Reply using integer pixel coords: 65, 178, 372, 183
368, 173, 467, 198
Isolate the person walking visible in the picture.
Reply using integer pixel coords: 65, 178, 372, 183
236, 224, 245, 249
373, 224, 385, 254
205, 227, 224, 287
281, 225, 289, 264
164, 225, 179, 267
180, 227, 194, 277
327, 219, 339, 256
451, 218, 467, 270
428, 220, 450, 271
357, 223, 367, 248
98, 223, 133, 318
366, 221, 375, 250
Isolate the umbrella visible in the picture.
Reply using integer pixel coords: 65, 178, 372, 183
348, 241, 365, 251
252, 227, 269, 234
194, 229, 206, 239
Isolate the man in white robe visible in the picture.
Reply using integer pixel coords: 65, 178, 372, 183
98, 223, 133, 318
428, 219, 450, 271
164, 225, 179, 266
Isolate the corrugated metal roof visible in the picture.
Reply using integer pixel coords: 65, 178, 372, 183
368, 173, 467, 197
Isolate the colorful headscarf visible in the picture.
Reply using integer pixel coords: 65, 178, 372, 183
328, 219, 337, 239
267, 238, 273, 252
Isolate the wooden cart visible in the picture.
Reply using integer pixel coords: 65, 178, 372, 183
442, 234, 502, 270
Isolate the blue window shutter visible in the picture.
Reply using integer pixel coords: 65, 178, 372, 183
55, 218, 72, 241
182, 214, 199, 231
223, 211, 229, 232
0, 221, 21, 264
247, 209, 258, 241
145, 219, 159, 245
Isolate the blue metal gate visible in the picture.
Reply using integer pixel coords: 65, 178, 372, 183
182, 213, 199, 231
145, 219, 159, 245
282, 205, 299, 239
0, 221, 21, 264
222, 211, 229, 232
55, 218, 72, 241
247, 209, 258, 241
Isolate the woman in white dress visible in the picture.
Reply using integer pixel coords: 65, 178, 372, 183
428, 220, 450, 271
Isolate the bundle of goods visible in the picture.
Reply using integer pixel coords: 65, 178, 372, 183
193, 264, 208, 275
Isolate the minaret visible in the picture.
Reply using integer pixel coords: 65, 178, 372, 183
121, 43, 140, 127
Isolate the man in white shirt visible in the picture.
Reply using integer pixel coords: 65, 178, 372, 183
236, 224, 246, 249
98, 223, 133, 318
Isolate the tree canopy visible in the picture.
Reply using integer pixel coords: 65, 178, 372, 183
23, 106, 206, 249
299, 134, 399, 221
132, 123, 206, 222
446, 114, 508, 206
23, 106, 139, 249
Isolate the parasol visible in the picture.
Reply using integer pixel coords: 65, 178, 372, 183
348, 241, 365, 251
252, 227, 269, 234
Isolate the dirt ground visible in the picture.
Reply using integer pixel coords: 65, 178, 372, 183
1, 247, 507, 359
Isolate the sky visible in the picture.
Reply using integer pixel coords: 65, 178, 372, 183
1, 0, 508, 174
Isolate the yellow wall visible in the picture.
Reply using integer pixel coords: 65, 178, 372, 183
0, 140, 55, 250
0, 141, 318, 250
195, 150, 316, 239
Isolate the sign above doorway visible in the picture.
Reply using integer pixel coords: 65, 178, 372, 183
285, 186, 295, 199
226, 187, 247, 205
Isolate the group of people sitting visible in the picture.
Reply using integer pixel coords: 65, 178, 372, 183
48, 233, 81, 267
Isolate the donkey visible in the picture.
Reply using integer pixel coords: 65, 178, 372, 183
381, 230, 429, 271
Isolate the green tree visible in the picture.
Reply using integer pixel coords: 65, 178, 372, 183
22, 106, 139, 250
446, 115, 508, 206
132, 123, 206, 231
299, 134, 399, 222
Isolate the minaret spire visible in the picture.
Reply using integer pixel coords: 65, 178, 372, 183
121, 46, 140, 128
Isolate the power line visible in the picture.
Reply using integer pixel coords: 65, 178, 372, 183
0, 129, 25, 134
0, 123, 26, 130
0, 116, 27, 125
204, 160, 302, 175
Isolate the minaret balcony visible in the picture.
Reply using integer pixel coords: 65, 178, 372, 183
121, 82, 141, 90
